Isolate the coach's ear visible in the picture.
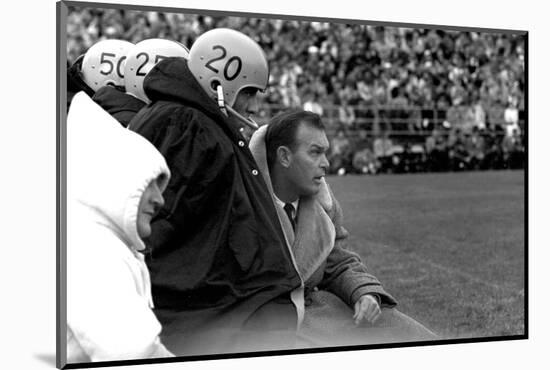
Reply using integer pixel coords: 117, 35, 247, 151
277, 146, 292, 168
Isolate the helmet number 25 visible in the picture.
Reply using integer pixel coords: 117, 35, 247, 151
136, 53, 167, 77
205, 45, 242, 81
100, 52, 126, 79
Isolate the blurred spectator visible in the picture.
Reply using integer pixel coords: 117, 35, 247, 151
446, 96, 476, 133
387, 86, 412, 133
504, 97, 520, 137
303, 91, 324, 116
355, 100, 379, 134
398, 142, 426, 173
279, 61, 303, 108
329, 128, 352, 175
373, 131, 394, 173
447, 128, 469, 171
501, 128, 524, 169
338, 99, 356, 129
351, 128, 379, 174
425, 128, 449, 172
464, 127, 486, 170
471, 94, 487, 130
483, 124, 506, 169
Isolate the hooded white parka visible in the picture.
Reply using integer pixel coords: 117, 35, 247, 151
65, 92, 172, 363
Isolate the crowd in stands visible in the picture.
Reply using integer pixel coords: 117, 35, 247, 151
327, 125, 524, 175
67, 7, 526, 175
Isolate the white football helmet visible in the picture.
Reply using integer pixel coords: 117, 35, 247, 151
188, 28, 269, 130
124, 39, 190, 103
80, 39, 134, 92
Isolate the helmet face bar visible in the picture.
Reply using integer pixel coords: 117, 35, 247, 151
81, 39, 134, 92
124, 39, 190, 103
188, 28, 269, 108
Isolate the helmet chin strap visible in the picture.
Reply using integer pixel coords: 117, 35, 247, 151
216, 85, 259, 131
216, 84, 229, 116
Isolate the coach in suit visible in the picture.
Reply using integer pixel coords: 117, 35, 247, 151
249, 110, 437, 347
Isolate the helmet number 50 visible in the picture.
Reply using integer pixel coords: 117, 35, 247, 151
100, 52, 126, 79
205, 45, 242, 81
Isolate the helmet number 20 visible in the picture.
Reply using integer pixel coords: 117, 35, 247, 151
205, 45, 242, 81
100, 52, 126, 79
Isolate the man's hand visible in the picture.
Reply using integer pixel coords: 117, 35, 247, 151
353, 294, 381, 325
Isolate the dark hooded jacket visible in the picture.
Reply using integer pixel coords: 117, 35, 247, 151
128, 58, 302, 355
92, 86, 146, 128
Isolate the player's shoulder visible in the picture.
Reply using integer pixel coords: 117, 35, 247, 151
144, 101, 216, 128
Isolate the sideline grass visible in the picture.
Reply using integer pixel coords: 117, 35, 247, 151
327, 170, 525, 339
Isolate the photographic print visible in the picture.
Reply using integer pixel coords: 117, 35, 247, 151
57, 0, 526, 368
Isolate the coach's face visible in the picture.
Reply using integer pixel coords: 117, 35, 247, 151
285, 123, 330, 198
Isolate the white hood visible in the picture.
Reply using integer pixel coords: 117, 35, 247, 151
67, 92, 170, 252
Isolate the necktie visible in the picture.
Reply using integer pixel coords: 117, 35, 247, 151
284, 203, 296, 231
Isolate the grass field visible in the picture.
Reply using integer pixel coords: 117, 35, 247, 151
327, 169, 525, 340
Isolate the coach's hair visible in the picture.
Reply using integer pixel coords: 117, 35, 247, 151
265, 109, 325, 170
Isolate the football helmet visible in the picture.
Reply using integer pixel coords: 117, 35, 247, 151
188, 28, 269, 130
80, 39, 134, 92
124, 39, 189, 103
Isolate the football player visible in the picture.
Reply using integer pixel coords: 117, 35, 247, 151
128, 28, 303, 356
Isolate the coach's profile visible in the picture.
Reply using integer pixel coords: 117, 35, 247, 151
250, 109, 438, 346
